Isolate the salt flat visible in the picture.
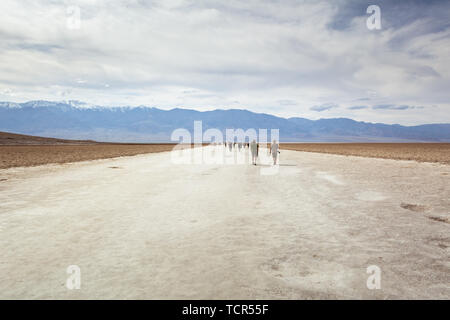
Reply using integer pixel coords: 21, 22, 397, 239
0, 146, 448, 299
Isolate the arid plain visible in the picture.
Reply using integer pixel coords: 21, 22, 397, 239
0, 134, 448, 299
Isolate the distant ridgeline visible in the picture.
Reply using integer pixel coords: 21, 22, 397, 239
0, 101, 449, 143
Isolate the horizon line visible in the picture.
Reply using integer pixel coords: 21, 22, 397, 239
1, 99, 450, 127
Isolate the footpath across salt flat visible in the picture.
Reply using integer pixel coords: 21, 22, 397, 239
0, 146, 448, 299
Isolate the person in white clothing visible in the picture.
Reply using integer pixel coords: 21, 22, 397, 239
270, 140, 279, 165
250, 139, 258, 165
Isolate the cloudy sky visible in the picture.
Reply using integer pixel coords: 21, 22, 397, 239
0, 0, 449, 125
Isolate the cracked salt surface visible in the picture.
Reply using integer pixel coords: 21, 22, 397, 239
0, 147, 448, 299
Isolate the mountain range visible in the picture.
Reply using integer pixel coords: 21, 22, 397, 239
1, 100, 449, 142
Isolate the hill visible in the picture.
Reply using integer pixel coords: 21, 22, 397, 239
0, 131, 97, 145
1, 101, 449, 142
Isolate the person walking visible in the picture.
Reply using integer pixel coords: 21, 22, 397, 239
270, 140, 279, 165
250, 139, 258, 165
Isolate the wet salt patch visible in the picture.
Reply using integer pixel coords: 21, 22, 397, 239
355, 191, 387, 202
400, 202, 427, 212
315, 172, 344, 185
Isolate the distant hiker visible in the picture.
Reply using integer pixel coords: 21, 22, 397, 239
228, 142, 232, 152
270, 140, 280, 165
250, 140, 258, 165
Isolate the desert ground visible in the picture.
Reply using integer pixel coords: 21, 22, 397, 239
0, 145, 448, 299
281, 143, 450, 165
0, 144, 179, 169
2, 142, 449, 169
0, 131, 184, 169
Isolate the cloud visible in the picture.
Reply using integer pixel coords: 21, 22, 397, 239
310, 103, 339, 112
0, 0, 449, 125
372, 104, 424, 110
277, 99, 297, 106
348, 105, 368, 110
0, 88, 16, 96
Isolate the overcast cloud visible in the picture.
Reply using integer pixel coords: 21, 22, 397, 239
0, 0, 449, 125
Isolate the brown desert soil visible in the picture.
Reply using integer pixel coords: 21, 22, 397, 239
280, 143, 450, 165
1, 130, 449, 168
0, 144, 179, 169
0, 131, 192, 169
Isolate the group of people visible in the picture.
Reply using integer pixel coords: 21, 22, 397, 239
224, 141, 246, 152
223, 140, 280, 166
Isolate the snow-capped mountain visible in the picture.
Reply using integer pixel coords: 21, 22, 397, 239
0, 101, 449, 142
